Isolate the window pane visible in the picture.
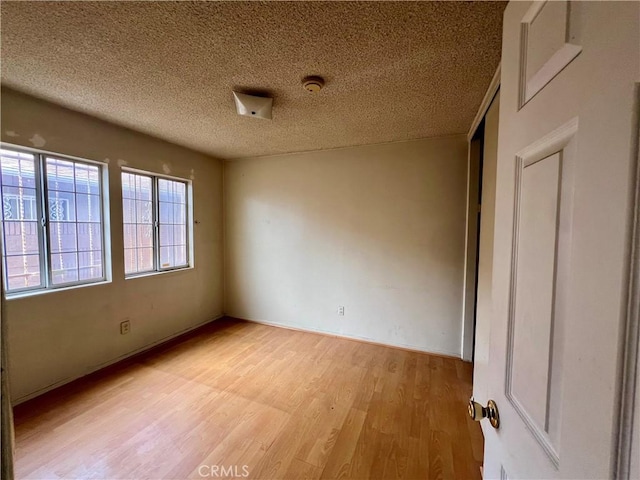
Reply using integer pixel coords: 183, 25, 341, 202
78, 250, 103, 281
159, 201, 174, 224
74, 164, 100, 195
158, 179, 173, 202
159, 246, 173, 268
174, 181, 186, 199
136, 175, 152, 201
136, 200, 152, 224
173, 225, 186, 246
173, 245, 187, 266
173, 203, 186, 225
123, 224, 137, 250
159, 225, 174, 247
3, 222, 39, 255
76, 194, 101, 222
137, 225, 153, 248
50, 252, 79, 285
159, 179, 186, 205
46, 157, 104, 286
160, 225, 187, 247
46, 158, 75, 192
122, 173, 136, 199
1, 149, 44, 291
48, 190, 76, 222
6, 254, 41, 290
124, 248, 137, 275
123, 198, 135, 223
122, 172, 154, 275
49, 222, 77, 253
77, 223, 102, 252
157, 179, 188, 270
1, 149, 37, 189
2, 186, 39, 221
137, 247, 154, 272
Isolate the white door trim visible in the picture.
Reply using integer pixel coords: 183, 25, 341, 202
461, 63, 502, 362
467, 63, 502, 142
614, 84, 640, 480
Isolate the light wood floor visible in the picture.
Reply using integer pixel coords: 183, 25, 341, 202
14, 318, 483, 479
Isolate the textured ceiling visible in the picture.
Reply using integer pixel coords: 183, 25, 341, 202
1, 1, 505, 160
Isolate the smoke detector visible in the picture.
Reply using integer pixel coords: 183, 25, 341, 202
302, 76, 325, 93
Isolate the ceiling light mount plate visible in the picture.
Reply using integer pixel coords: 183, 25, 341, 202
302, 76, 325, 93
233, 92, 273, 120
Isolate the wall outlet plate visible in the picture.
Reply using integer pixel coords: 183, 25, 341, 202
120, 320, 131, 335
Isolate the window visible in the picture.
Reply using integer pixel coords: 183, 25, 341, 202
122, 171, 189, 276
0, 146, 106, 294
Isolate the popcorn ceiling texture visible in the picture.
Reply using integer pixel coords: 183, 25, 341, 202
0, 1, 505, 160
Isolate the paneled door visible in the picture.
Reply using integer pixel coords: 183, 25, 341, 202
478, 1, 639, 478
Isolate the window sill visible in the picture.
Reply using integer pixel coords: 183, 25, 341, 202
5, 279, 112, 300
124, 266, 194, 281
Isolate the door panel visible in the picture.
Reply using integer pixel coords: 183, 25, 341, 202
505, 121, 578, 468
481, 1, 639, 478
520, 0, 582, 107
509, 152, 562, 452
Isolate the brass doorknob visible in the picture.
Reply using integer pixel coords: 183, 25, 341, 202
468, 398, 500, 429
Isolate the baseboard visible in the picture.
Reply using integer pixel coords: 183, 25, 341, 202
234, 316, 461, 360
14, 314, 462, 405
12, 314, 225, 405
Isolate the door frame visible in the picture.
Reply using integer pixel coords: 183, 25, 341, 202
615, 84, 640, 479
461, 64, 501, 362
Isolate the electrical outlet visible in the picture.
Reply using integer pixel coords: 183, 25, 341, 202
338, 306, 345, 316
120, 320, 131, 335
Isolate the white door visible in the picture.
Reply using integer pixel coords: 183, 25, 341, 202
478, 1, 640, 478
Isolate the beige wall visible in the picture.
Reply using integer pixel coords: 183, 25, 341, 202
1, 88, 224, 402
224, 136, 468, 356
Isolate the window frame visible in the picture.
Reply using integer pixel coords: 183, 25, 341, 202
121, 167, 191, 278
0, 143, 109, 296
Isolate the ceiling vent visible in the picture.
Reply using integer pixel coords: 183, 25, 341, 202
233, 92, 273, 120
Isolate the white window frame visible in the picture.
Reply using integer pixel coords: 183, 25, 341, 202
0, 143, 109, 296
122, 168, 192, 278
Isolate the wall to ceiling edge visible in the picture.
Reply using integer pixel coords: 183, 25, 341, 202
224, 135, 469, 357
0, 87, 225, 402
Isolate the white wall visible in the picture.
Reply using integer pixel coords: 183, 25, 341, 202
1, 88, 224, 402
224, 136, 468, 356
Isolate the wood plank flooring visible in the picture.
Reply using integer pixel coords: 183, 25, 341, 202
13, 318, 483, 479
